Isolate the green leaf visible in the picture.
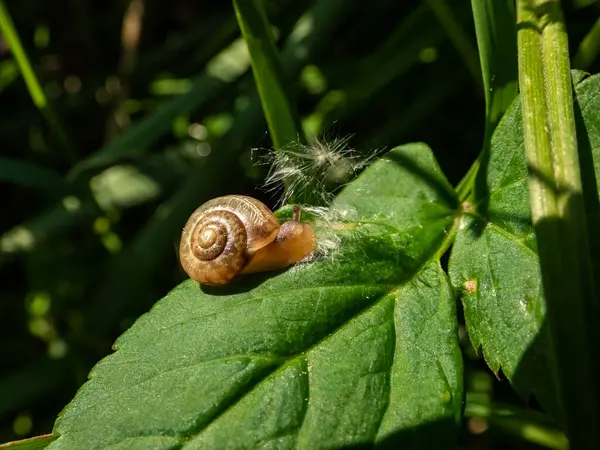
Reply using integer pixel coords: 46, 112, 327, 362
50, 144, 463, 449
68, 37, 251, 177
572, 16, 600, 70
449, 73, 600, 424
319, 4, 448, 127
0, 434, 57, 450
233, 0, 303, 150
465, 399, 568, 450
0, 157, 70, 198
68, 74, 229, 177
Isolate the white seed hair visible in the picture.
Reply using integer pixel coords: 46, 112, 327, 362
252, 137, 385, 264
254, 136, 384, 207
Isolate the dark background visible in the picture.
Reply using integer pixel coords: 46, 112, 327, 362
0, 0, 598, 447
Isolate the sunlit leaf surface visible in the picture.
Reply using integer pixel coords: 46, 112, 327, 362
50, 145, 463, 449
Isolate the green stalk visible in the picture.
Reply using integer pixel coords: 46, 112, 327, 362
0, 1, 76, 162
470, 0, 517, 132
0, 3, 45, 108
516, 1, 600, 448
456, 0, 517, 201
465, 398, 568, 450
233, 0, 303, 150
571, 16, 600, 70
455, 156, 479, 201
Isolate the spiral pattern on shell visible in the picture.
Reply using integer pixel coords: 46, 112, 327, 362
180, 195, 284, 285
181, 210, 248, 285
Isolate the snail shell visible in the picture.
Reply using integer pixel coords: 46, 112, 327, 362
179, 195, 315, 285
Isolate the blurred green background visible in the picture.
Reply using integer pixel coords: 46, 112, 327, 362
0, 0, 598, 447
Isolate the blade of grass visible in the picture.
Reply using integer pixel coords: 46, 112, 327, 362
470, 0, 518, 130
0, 59, 19, 93
427, 0, 482, 88
318, 4, 447, 128
233, 0, 303, 150
69, 35, 251, 177
0, 199, 96, 265
456, 0, 517, 200
0, 434, 57, 450
571, 15, 600, 70
137, 16, 239, 76
572, 0, 598, 8
69, 76, 233, 177
0, 157, 70, 198
104, 0, 146, 139
516, 1, 600, 448
465, 398, 568, 450
360, 69, 466, 150
0, 147, 192, 265
0, 1, 76, 163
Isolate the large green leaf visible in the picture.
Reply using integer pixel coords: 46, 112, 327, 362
49, 144, 463, 449
449, 72, 600, 421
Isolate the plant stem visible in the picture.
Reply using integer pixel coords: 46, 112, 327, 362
571, 15, 600, 70
516, 1, 600, 448
0, 1, 76, 163
465, 397, 568, 450
456, 157, 479, 201
456, 0, 517, 201
233, 0, 303, 150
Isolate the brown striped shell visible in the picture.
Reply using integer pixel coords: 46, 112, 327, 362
179, 195, 280, 285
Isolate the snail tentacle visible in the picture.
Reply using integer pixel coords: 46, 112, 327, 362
179, 195, 316, 285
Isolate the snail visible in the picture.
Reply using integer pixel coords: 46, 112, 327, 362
179, 195, 316, 285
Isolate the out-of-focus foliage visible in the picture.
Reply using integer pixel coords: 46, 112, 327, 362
0, 0, 598, 447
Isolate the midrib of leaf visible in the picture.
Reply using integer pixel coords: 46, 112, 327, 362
196, 300, 399, 443
181, 297, 388, 441
175, 214, 460, 443
159, 284, 397, 333
185, 257, 452, 441
62, 355, 285, 423
475, 177, 527, 204
473, 218, 536, 255
517, 0, 600, 447
56, 284, 397, 442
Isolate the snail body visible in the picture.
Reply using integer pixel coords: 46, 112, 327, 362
179, 195, 316, 285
